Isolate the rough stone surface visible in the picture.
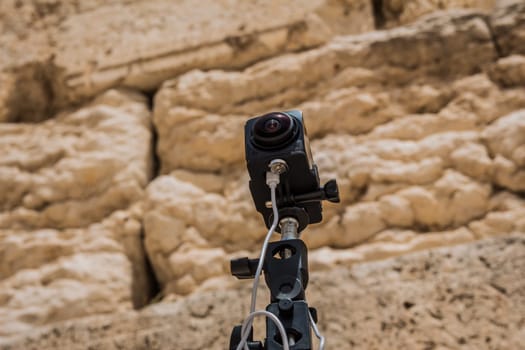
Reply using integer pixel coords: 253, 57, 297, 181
490, 0, 525, 56
0, 0, 374, 122
0, 0, 524, 346
0, 89, 152, 229
153, 10, 501, 172
148, 3, 525, 296
1, 235, 523, 350
0, 90, 154, 337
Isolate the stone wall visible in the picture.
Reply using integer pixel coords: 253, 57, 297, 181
0, 0, 524, 348
0, 0, 374, 122
147, 1, 525, 297
0, 90, 155, 336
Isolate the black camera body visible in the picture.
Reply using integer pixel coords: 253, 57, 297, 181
245, 110, 338, 232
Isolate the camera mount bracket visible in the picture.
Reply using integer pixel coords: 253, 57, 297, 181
263, 180, 339, 234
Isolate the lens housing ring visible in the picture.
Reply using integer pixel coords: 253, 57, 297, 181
251, 112, 298, 149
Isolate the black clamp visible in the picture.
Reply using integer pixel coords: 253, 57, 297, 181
231, 257, 260, 280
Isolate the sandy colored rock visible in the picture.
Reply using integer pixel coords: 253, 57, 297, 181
1, 235, 523, 349
0, 206, 155, 338
154, 10, 500, 172
0, 89, 154, 337
1, 0, 525, 345
0, 89, 152, 229
143, 175, 254, 295
0, 0, 374, 122
143, 169, 524, 296
147, 3, 525, 297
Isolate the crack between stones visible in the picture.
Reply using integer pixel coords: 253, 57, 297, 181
133, 94, 162, 309
133, 225, 161, 309
370, 0, 386, 29
480, 14, 504, 59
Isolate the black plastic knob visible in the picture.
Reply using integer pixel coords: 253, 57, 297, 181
231, 257, 259, 279
323, 179, 340, 203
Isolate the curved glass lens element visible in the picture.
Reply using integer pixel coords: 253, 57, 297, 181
252, 112, 296, 148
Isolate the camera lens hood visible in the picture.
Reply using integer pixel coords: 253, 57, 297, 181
251, 112, 298, 149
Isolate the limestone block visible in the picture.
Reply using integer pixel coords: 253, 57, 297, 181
0, 0, 51, 69
314, 0, 374, 35
310, 227, 476, 269
154, 11, 502, 173
0, 0, 375, 120
0, 89, 152, 229
412, 170, 490, 226
51, 0, 334, 104
0, 89, 154, 338
469, 207, 525, 237
467, 189, 525, 239
143, 155, 523, 296
308, 193, 525, 269
149, 46, 525, 294
1, 235, 523, 349
482, 109, 525, 166
143, 175, 258, 295
0, 252, 131, 337
2, 1, 525, 344
0, 207, 153, 339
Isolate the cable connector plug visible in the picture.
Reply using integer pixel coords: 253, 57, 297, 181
266, 171, 280, 188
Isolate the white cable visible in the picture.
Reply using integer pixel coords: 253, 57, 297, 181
249, 177, 279, 314
309, 309, 325, 350
236, 170, 327, 350
236, 173, 290, 350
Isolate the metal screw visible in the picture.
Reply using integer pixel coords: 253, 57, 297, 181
269, 159, 288, 175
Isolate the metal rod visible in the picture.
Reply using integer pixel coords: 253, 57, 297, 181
280, 217, 299, 240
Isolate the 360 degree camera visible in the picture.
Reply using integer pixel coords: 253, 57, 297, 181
245, 110, 339, 232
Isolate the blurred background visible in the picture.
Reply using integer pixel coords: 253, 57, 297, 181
0, 0, 524, 349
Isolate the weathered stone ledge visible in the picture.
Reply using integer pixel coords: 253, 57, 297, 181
1, 234, 523, 349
